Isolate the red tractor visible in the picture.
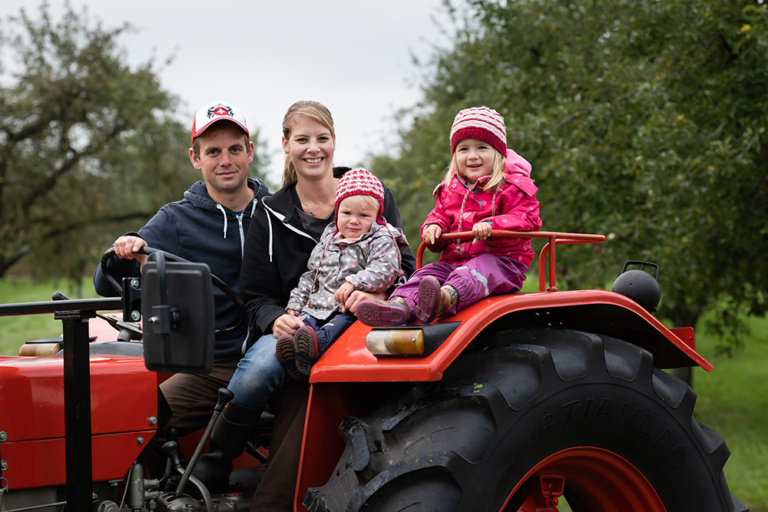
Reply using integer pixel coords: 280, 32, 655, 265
0, 231, 748, 511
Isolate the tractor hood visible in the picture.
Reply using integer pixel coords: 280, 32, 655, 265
0, 353, 158, 489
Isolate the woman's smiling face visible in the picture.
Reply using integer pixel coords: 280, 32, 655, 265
282, 115, 336, 181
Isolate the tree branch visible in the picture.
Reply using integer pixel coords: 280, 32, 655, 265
33, 210, 158, 238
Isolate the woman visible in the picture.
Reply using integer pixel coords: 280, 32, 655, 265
193, 100, 415, 510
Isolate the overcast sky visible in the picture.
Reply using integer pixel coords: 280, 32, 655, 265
1, 0, 450, 183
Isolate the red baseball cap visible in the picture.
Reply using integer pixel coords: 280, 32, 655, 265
190, 101, 249, 143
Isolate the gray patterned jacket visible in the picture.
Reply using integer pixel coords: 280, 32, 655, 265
287, 221, 407, 320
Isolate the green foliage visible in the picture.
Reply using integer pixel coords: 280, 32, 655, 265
377, 0, 768, 351
0, 2, 271, 285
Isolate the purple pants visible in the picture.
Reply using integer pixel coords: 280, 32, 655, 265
391, 254, 528, 317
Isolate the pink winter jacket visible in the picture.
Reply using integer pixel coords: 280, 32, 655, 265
421, 149, 542, 267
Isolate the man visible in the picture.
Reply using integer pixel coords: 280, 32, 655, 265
94, 100, 269, 438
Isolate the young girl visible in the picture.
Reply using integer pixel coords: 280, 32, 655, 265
278, 168, 406, 379
357, 106, 542, 326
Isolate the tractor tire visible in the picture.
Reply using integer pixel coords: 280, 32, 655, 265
304, 328, 748, 512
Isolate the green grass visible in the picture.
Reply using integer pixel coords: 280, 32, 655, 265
0, 277, 99, 355
1, 277, 765, 509
693, 314, 768, 511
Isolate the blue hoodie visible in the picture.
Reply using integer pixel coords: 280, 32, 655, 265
94, 177, 270, 358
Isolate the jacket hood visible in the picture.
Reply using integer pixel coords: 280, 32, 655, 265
505, 148, 532, 177
184, 177, 269, 212
184, 177, 268, 241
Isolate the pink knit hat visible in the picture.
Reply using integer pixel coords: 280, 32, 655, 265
449, 106, 507, 155
334, 168, 385, 224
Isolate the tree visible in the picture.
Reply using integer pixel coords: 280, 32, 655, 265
0, 1, 183, 283
0, 2, 271, 286
374, 0, 768, 353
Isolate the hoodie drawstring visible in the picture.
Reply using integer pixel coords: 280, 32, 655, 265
457, 183, 499, 239
267, 211, 274, 263
216, 204, 228, 239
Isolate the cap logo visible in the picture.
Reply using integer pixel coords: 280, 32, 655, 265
208, 105, 234, 118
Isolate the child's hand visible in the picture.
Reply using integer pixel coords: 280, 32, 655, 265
286, 308, 300, 317
422, 224, 443, 245
473, 222, 492, 241
335, 282, 355, 311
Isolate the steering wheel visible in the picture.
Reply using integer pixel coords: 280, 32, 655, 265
95, 312, 144, 341
99, 246, 248, 337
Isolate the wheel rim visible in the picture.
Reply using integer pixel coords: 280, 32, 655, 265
504, 446, 666, 512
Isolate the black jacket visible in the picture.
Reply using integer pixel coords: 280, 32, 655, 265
240, 168, 416, 334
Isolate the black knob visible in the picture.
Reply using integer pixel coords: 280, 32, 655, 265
161, 440, 183, 467
215, 388, 235, 413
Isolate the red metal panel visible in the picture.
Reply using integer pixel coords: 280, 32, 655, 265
670, 326, 695, 350
296, 384, 358, 512
1, 430, 156, 489
0, 355, 158, 443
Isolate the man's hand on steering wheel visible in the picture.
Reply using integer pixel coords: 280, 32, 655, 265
113, 235, 149, 267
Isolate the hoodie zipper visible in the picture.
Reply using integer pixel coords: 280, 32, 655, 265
237, 212, 245, 257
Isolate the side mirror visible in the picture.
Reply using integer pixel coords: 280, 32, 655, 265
141, 252, 215, 373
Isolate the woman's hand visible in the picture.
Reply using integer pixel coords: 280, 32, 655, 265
422, 224, 443, 245
344, 290, 386, 315
272, 313, 304, 338
473, 221, 492, 241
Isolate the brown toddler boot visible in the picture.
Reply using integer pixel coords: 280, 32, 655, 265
275, 334, 303, 381
417, 276, 458, 324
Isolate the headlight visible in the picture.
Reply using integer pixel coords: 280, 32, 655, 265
365, 322, 460, 358
366, 329, 425, 356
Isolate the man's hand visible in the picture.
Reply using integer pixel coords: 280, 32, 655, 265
422, 224, 443, 245
472, 222, 492, 241
113, 236, 148, 266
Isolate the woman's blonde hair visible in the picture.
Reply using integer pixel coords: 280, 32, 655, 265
444, 147, 506, 191
281, 100, 335, 186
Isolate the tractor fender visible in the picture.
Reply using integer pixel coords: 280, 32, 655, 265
309, 289, 709, 386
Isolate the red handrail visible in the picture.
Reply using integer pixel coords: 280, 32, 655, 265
415, 230, 606, 292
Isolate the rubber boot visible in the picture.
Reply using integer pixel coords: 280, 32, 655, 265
356, 297, 412, 327
192, 402, 262, 494
417, 276, 459, 324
